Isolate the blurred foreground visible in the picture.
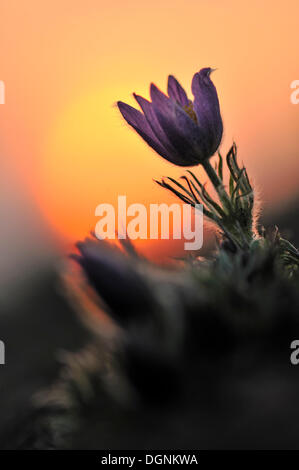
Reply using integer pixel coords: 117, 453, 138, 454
0, 198, 298, 449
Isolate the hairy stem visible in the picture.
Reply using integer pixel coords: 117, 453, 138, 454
202, 160, 231, 211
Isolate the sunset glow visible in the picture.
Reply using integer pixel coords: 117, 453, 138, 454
1, 0, 299, 259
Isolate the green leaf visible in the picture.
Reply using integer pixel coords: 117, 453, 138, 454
229, 172, 234, 196
218, 152, 223, 181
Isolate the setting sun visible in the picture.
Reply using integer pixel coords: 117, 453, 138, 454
1, 0, 298, 259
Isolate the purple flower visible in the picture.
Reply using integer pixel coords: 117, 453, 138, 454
73, 238, 156, 325
117, 68, 223, 166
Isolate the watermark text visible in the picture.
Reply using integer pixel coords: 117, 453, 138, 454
290, 80, 299, 104
0, 340, 5, 365
95, 196, 203, 251
0, 81, 5, 104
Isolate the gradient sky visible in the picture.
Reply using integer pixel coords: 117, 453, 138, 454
1, 0, 298, 259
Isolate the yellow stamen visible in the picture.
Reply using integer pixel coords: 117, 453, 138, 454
183, 101, 198, 123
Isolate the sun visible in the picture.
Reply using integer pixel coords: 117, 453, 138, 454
37, 86, 186, 259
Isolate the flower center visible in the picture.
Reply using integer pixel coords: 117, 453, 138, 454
183, 101, 198, 122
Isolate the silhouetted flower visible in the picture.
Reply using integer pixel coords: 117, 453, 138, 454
73, 238, 157, 326
117, 68, 223, 166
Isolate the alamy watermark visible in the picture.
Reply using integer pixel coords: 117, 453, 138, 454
95, 196, 203, 250
290, 80, 299, 104
0, 340, 5, 365
290, 340, 299, 365
0, 81, 5, 104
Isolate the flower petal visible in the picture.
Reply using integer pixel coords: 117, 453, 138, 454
150, 83, 174, 116
133, 93, 186, 166
150, 84, 208, 165
173, 103, 209, 157
117, 101, 177, 162
75, 239, 155, 325
191, 68, 223, 154
167, 75, 189, 107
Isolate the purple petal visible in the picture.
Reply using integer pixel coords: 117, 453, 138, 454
150, 83, 198, 142
118, 101, 151, 134
75, 239, 154, 325
117, 101, 181, 164
150, 84, 208, 165
150, 83, 174, 116
173, 104, 209, 158
167, 75, 189, 107
191, 68, 223, 153
133, 93, 185, 166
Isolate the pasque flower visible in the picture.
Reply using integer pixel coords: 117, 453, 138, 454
73, 238, 157, 325
117, 68, 223, 166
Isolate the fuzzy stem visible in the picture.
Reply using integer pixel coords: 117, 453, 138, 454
202, 160, 231, 210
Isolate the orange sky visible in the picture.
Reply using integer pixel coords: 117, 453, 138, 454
1, 0, 298, 259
